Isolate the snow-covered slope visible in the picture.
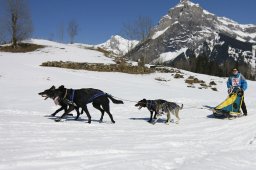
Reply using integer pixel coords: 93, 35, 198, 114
25, 39, 115, 64
1, 40, 256, 170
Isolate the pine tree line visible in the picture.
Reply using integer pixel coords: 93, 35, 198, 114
169, 55, 255, 80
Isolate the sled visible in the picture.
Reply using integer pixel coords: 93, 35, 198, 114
205, 87, 244, 119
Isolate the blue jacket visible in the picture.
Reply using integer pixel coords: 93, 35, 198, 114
227, 73, 247, 91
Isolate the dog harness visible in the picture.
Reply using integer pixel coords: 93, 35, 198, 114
69, 89, 75, 102
86, 92, 106, 104
62, 89, 77, 106
63, 90, 107, 106
146, 100, 156, 111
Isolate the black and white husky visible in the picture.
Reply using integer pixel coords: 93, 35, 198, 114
135, 99, 183, 124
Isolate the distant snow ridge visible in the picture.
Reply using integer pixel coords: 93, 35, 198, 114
97, 35, 139, 56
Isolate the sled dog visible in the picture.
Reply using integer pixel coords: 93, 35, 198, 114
40, 85, 124, 123
135, 99, 183, 124
153, 101, 183, 125
39, 86, 82, 119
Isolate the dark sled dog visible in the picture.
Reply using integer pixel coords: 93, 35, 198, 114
135, 99, 168, 122
44, 85, 124, 123
135, 99, 183, 124
39, 86, 82, 120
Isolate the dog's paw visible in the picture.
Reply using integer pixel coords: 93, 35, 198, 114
165, 122, 170, 125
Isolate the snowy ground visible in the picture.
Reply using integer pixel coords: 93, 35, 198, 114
1, 40, 256, 170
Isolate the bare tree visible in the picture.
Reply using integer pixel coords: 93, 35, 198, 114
48, 33, 54, 41
0, 3, 8, 44
121, 16, 153, 41
0, 26, 6, 44
67, 20, 78, 44
57, 23, 65, 43
1, 0, 33, 47
135, 16, 153, 41
122, 22, 137, 40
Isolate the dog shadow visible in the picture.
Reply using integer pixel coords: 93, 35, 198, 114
129, 117, 150, 121
129, 117, 167, 123
46, 115, 102, 123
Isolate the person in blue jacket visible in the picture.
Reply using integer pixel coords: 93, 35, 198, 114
227, 68, 248, 116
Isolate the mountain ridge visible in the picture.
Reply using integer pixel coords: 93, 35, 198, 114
126, 0, 256, 79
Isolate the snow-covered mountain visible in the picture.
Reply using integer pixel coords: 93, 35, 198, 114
73, 35, 139, 57
1, 40, 256, 169
126, 0, 256, 78
96, 35, 139, 56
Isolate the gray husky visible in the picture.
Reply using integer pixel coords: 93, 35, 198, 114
135, 99, 183, 124
135, 99, 168, 122
153, 102, 183, 125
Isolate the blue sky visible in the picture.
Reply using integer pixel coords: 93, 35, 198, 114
28, 0, 256, 45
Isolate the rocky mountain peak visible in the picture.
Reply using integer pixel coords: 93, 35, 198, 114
126, 0, 256, 79
180, 0, 190, 4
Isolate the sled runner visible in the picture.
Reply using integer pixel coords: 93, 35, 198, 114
204, 87, 244, 119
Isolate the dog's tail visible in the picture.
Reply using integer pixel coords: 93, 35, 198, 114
106, 94, 124, 104
180, 104, 183, 110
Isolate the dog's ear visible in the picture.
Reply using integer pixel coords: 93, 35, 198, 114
50, 85, 55, 90
137, 99, 146, 105
58, 85, 65, 90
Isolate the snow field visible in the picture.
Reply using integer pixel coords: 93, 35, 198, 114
1, 40, 256, 170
